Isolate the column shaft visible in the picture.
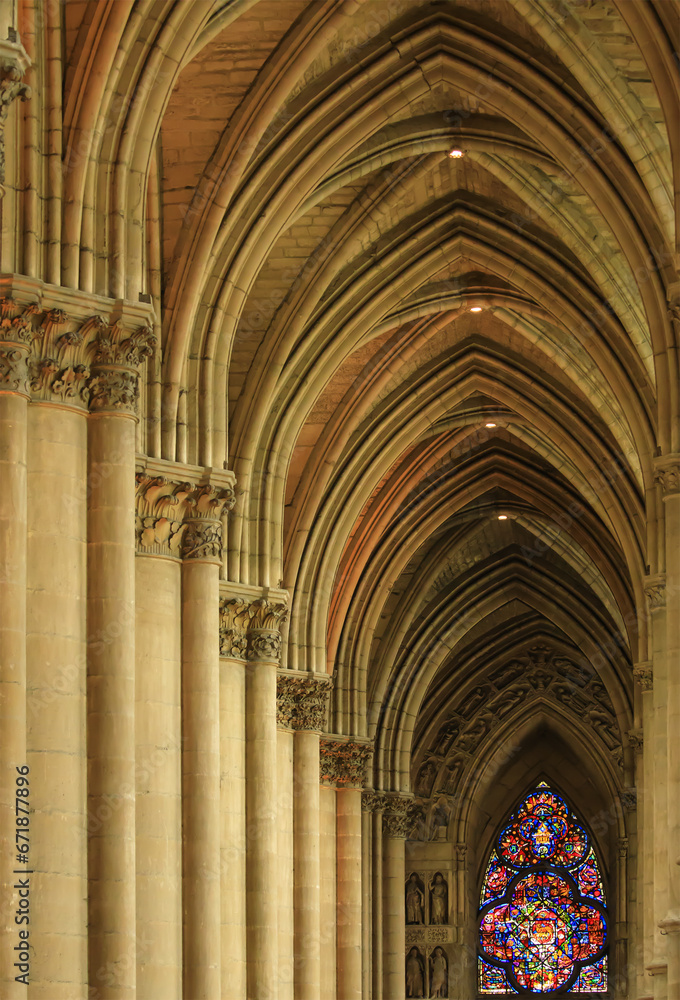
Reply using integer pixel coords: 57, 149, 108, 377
87, 413, 136, 998
361, 806, 372, 1000
246, 657, 279, 998
295, 730, 321, 1000
371, 809, 383, 1000
336, 787, 361, 1000
320, 784, 337, 1000
278, 727, 294, 1000
27, 404, 87, 997
383, 834, 405, 1000
135, 555, 182, 999
664, 490, 680, 995
0, 392, 27, 997
182, 557, 221, 998
221, 656, 247, 999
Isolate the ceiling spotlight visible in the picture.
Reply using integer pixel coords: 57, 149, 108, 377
449, 148, 464, 158
485, 422, 497, 428
470, 306, 482, 313
498, 514, 508, 520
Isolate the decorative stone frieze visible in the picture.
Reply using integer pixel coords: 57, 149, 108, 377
319, 738, 373, 788
654, 456, 680, 497
276, 671, 332, 730
218, 596, 288, 662
644, 575, 666, 611
634, 663, 653, 691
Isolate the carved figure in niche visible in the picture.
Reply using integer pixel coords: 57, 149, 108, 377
406, 946, 425, 997
430, 946, 448, 997
416, 760, 438, 796
429, 872, 448, 924
406, 872, 425, 924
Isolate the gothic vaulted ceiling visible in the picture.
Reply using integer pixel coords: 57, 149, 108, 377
56, 0, 679, 830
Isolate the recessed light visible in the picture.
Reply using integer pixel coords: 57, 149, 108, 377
485, 422, 496, 428
449, 149, 464, 158
498, 514, 508, 520
470, 306, 482, 313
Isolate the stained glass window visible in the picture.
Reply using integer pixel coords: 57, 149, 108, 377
478, 784, 608, 995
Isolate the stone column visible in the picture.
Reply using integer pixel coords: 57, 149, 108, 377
369, 796, 384, 1000
361, 799, 372, 1000
655, 458, 680, 994
278, 673, 332, 1000
320, 783, 337, 1000
218, 599, 250, 1000
0, 49, 31, 201
86, 322, 155, 998
382, 795, 412, 1000
634, 666, 653, 999
644, 574, 668, 1000
0, 297, 31, 996
319, 738, 371, 1000
134, 474, 187, 999
245, 600, 288, 1000
181, 484, 234, 1000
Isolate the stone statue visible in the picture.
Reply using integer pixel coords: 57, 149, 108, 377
430, 946, 448, 997
405, 872, 425, 924
406, 946, 425, 997
429, 872, 448, 924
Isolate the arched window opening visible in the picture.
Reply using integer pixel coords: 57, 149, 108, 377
478, 782, 608, 995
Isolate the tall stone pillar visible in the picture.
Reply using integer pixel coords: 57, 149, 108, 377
181, 483, 235, 1000
644, 574, 668, 999
319, 738, 371, 1000
245, 599, 288, 1000
0, 297, 31, 996
655, 458, 680, 994
361, 799, 372, 1000
634, 665, 653, 999
278, 673, 332, 1000
382, 795, 413, 1000
134, 472, 188, 999
218, 598, 250, 1000
368, 795, 384, 1000
86, 321, 155, 998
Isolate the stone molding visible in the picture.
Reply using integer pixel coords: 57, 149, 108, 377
618, 788, 637, 813
319, 737, 373, 788
135, 464, 236, 561
0, 280, 156, 413
218, 595, 288, 663
643, 575, 666, 610
0, 39, 31, 186
633, 663, 653, 691
654, 455, 680, 497
658, 914, 680, 935
276, 671, 332, 731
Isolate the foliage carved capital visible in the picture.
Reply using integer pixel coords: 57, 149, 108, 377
276, 672, 332, 730
644, 575, 666, 610
319, 738, 373, 788
654, 455, 680, 497
218, 597, 288, 662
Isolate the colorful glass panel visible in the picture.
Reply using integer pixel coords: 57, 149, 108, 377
482, 852, 513, 903
478, 785, 608, 995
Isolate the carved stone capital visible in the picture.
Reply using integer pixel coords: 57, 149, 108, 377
644, 575, 666, 610
654, 456, 680, 497
361, 791, 385, 813
0, 298, 38, 395
182, 518, 222, 562
381, 794, 415, 838
626, 729, 644, 756
455, 842, 468, 862
618, 837, 629, 860
218, 597, 288, 662
634, 662, 653, 691
87, 323, 156, 416
319, 738, 373, 788
135, 474, 195, 558
218, 599, 251, 659
276, 672, 332, 730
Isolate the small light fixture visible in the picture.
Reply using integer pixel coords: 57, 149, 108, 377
485, 422, 496, 428
470, 306, 482, 313
449, 148, 464, 158
498, 514, 508, 520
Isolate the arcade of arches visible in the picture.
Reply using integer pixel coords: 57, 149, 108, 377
0, 0, 678, 998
